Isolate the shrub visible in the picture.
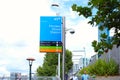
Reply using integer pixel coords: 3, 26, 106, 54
79, 58, 119, 76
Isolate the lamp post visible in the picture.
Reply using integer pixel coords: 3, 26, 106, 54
51, 3, 61, 80
51, 4, 75, 80
62, 17, 66, 80
26, 57, 35, 80
63, 21, 75, 80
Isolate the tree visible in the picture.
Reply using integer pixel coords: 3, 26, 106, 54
65, 50, 73, 73
71, 0, 120, 54
36, 49, 73, 77
36, 53, 57, 76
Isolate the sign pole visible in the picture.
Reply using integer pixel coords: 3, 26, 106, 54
57, 42, 60, 80
40, 16, 62, 80
62, 16, 65, 80
58, 53, 60, 80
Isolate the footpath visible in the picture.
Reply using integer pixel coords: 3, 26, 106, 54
94, 76, 120, 80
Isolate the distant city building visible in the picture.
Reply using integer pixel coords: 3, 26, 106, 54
90, 54, 98, 64
79, 58, 90, 68
98, 26, 110, 42
10, 72, 28, 80
79, 58, 84, 69
98, 24, 110, 58
10, 72, 22, 80
72, 57, 90, 74
73, 64, 79, 74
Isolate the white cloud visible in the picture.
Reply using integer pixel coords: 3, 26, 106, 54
0, 0, 97, 76
0, 67, 9, 76
0, 0, 52, 76
66, 19, 98, 57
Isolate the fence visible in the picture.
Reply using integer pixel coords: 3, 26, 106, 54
0, 76, 58, 80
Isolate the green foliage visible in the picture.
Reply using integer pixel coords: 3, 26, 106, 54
79, 59, 119, 76
92, 35, 113, 54
36, 53, 58, 76
106, 59, 119, 75
72, 4, 92, 18
65, 50, 73, 72
71, 0, 120, 54
36, 49, 73, 77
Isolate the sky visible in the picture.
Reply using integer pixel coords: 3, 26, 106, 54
0, 0, 98, 76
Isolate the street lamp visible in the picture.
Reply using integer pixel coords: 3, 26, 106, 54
51, 3, 60, 16
51, 3, 75, 80
51, 3, 61, 80
63, 26, 75, 80
26, 57, 35, 80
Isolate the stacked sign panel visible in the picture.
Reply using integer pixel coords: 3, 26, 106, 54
40, 16, 62, 53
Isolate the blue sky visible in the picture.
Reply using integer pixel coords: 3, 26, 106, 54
0, 0, 97, 76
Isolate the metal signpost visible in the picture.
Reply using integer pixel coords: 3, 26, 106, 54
40, 16, 63, 80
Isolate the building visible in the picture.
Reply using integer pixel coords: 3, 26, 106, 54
10, 72, 28, 80
72, 57, 90, 74
98, 27, 110, 42
97, 24, 110, 58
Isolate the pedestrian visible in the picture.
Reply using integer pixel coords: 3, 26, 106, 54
72, 74, 78, 80
65, 72, 68, 80
81, 70, 89, 80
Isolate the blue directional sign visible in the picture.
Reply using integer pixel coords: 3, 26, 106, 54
40, 16, 62, 41
40, 16, 62, 53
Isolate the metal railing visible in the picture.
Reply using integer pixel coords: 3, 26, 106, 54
0, 76, 58, 80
